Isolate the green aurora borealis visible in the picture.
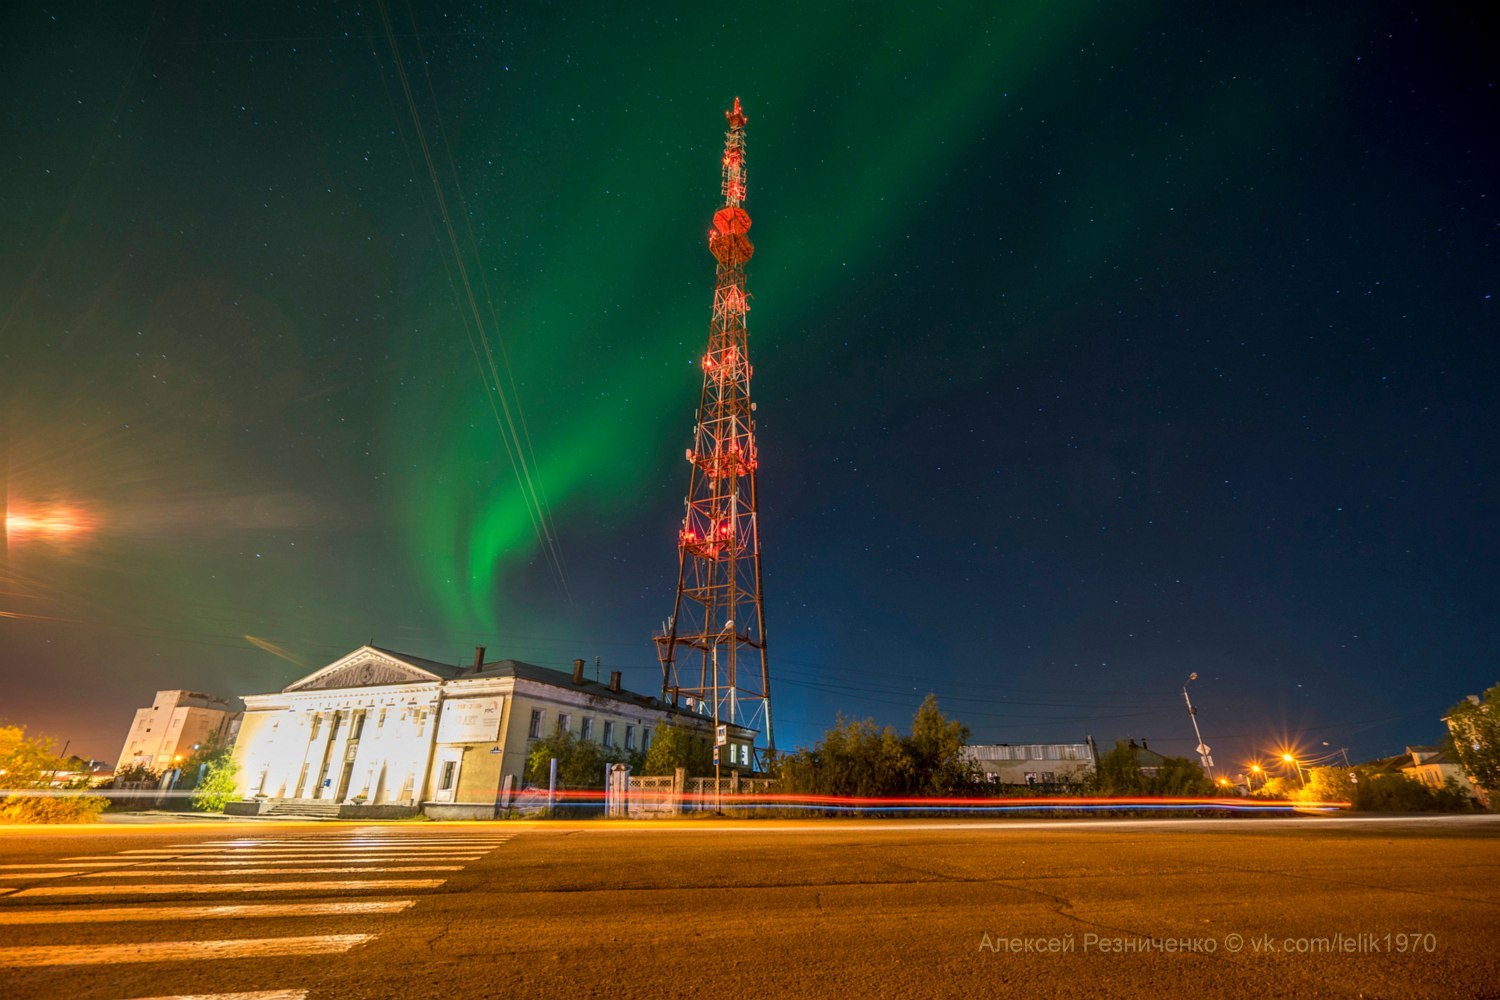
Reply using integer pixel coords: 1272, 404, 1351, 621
3, 3, 1495, 761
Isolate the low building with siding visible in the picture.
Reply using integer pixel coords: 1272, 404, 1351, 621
963, 739, 1098, 786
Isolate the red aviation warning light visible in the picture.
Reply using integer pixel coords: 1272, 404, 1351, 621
655, 98, 775, 762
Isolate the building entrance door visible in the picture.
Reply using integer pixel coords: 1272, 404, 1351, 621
434, 749, 463, 803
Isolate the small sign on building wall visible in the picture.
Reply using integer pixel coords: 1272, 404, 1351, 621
435, 697, 504, 743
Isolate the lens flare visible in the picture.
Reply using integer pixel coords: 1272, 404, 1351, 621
4, 502, 96, 544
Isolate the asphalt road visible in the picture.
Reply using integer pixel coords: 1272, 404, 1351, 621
1, 814, 1497, 999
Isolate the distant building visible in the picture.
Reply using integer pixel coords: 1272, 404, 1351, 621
116, 690, 238, 771
964, 739, 1097, 785
229, 645, 753, 819
1115, 738, 1171, 778
1401, 745, 1484, 802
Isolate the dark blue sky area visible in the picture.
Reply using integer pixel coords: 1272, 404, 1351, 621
1, 3, 1495, 770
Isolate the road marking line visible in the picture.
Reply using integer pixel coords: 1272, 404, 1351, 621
0, 872, 82, 880
188, 839, 511, 847
128, 991, 308, 1000
12, 878, 446, 897
87, 866, 464, 877
66, 850, 487, 862
157, 851, 501, 857
0, 934, 374, 968
0, 899, 415, 924
189, 851, 498, 857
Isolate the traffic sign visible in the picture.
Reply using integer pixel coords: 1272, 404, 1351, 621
716, 724, 728, 747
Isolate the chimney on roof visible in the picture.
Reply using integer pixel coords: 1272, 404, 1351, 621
609, 670, 622, 693
1141, 739, 1150, 751
472, 646, 486, 673
572, 658, 586, 684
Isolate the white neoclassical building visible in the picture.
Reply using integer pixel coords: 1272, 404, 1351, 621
230, 644, 750, 818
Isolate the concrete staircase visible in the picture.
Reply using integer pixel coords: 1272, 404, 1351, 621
263, 799, 342, 819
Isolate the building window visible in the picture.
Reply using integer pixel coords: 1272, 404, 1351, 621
642, 728, 652, 753
352, 712, 366, 741
557, 713, 571, 735
528, 709, 543, 739
440, 761, 456, 791
625, 725, 635, 750
581, 718, 594, 741
377, 709, 386, 730
602, 721, 615, 747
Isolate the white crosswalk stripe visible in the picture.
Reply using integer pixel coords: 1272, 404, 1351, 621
11, 877, 448, 897
0, 829, 514, 986
0, 899, 415, 924
0, 934, 374, 967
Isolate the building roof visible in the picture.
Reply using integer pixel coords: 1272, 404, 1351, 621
279, 645, 752, 735
365, 646, 473, 680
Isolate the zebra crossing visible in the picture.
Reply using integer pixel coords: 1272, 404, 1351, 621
0, 829, 513, 997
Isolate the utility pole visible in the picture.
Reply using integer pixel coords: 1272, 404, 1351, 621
1183, 673, 1213, 777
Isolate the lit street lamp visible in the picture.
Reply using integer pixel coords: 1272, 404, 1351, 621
1281, 752, 1306, 787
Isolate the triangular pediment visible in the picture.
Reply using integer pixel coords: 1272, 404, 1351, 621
285, 647, 445, 692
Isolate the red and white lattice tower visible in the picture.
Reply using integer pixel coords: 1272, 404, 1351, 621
656, 97, 774, 760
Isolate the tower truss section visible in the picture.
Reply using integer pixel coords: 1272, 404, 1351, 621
656, 97, 774, 762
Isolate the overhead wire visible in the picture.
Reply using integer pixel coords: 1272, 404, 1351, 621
369, 0, 569, 599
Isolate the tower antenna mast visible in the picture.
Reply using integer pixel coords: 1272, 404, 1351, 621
656, 97, 775, 763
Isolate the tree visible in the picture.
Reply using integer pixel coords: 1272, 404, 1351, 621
191, 749, 240, 812
1089, 743, 1149, 795
775, 695, 979, 798
777, 715, 910, 798
1299, 766, 1356, 805
0, 725, 63, 789
640, 721, 713, 778
1446, 684, 1500, 800
906, 694, 979, 795
0, 726, 107, 823
1251, 775, 1294, 800
1089, 742, 1216, 797
1151, 755, 1217, 797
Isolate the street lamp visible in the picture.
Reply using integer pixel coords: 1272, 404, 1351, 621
1248, 763, 1263, 790
1182, 673, 1213, 777
711, 619, 734, 815
1281, 751, 1306, 787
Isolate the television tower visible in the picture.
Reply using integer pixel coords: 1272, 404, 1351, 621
656, 97, 774, 760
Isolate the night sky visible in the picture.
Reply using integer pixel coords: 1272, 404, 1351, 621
2, 3, 1495, 770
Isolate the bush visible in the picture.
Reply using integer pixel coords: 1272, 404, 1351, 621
526, 728, 637, 788
0, 792, 109, 824
1088, 743, 1217, 797
775, 695, 981, 799
1351, 772, 1473, 812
